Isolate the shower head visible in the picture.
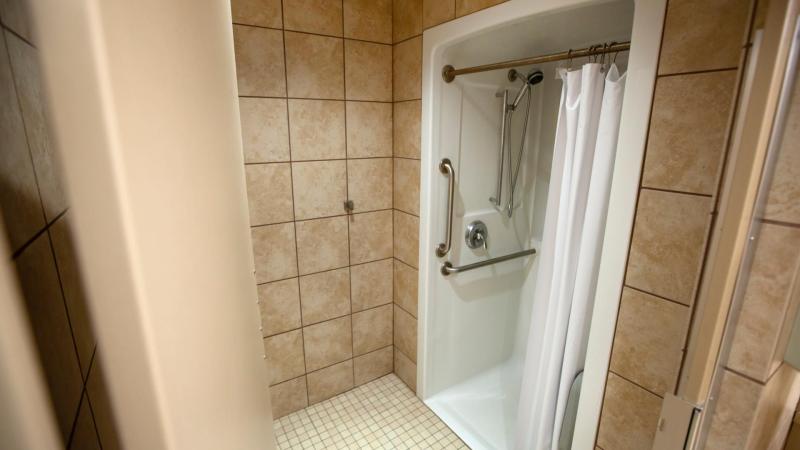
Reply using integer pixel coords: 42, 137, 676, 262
526, 70, 544, 85
508, 69, 544, 86
509, 70, 543, 109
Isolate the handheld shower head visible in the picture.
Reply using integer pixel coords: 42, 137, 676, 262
509, 70, 543, 109
526, 70, 544, 85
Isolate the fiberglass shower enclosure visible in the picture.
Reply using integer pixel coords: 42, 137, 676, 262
417, 1, 662, 449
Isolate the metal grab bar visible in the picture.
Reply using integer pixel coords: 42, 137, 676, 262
441, 248, 536, 276
435, 158, 455, 257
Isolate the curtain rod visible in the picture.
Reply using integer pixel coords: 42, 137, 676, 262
442, 41, 631, 83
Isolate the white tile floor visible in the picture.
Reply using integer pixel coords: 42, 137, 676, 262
272, 374, 470, 449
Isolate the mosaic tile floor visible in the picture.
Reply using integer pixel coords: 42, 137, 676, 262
272, 374, 470, 449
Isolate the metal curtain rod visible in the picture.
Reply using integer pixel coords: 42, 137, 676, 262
442, 41, 631, 82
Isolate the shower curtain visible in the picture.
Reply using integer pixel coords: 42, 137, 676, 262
514, 63, 626, 450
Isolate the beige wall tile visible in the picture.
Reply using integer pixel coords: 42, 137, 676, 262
86, 358, 121, 450
349, 210, 393, 264
283, 0, 343, 36
423, 0, 455, 29
610, 288, 689, 395
264, 329, 306, 385
252, 222, 298, 283
658, 0, 749, 75
233, 25, 286, 97
270, 376, 309, 418
285, 32, 344, 99
303, 316, 353, 371
50, 215, 95, 377
245, 163, 294, 226
71, 396, 101, 450
626, 189, 710, 305
394, 158, 420, 215
345, 40, 392, 102
0, 31, 43, 252
292, 160, 347, 220
705, 370, 761, 450
393, 0, 422, 43
307, 359, 354, 404
299, 267, 351, 325
353, 304, 393, 355
7, 33, 66, 221
394, 347, 417, 391
239, 97, 290, 163
346, 101, 392, 158
394, 305, 417, 362
354, 346, 393, 385
288, 99, 346, 161
642, 71, 736, 195
455, 0, 505, 17
231, 0, 283, 28
393, 36, 422, 101
351, 258, 393, 311
258, 278, 302, 336
394, 259, 418, 317
15, 234, 83, 441
597, 373, 661, 450
393, 210, 419, 268
295, 216, 349, 274
0, 0, 33, 42
348, 158, 392, 212
343, 0, 392, 44
764, 80, 800, 225
728, 223, 800, 382
393, 100, 421, 158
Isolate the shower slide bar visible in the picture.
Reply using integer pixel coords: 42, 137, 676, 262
441, 41, 630, 82
441, 248, 537, 276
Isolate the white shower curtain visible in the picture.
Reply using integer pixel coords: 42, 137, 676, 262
514, 63, 626, 450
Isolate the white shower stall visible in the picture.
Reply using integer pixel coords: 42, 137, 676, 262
417, 1, 665, 449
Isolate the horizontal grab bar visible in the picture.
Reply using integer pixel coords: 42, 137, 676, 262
440, 248, 537, 276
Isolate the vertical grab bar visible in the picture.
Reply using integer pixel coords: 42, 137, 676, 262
435, 158, 455, 257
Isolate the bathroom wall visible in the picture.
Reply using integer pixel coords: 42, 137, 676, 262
0, 2, 118, 448
231, 0, 395, 418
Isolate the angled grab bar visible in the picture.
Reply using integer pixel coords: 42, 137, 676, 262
441, 248, 536, 276
435, 158, 455, 257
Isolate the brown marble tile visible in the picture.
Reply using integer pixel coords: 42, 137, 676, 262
353, 304, 393, 355
626, 189, 711, 305
285, 32, 344, 99
264, 329, 306, 385
394, 305, 417, 362
70, 396, 101, 450
705, 369, 761, 450
394, 259, 418, 317
270, 376, 309, 419
258, 278, 302, 336
295, 216, 349, 275
658, 0, 749, 75
347, 158, 392, 213
394, 347, 417, 392
345, 40, 392, 102
346, 101, 392, 158
288, 99, 346, 161
393, 100, 421, 158
307, 359, 354, 404
349, 210, 393, 264
393, 0, 422, 43
351, 258, 393, 311
423, 0, 455, 28
86, 358, 121, 450
245, 163, 294, 226
728, 223, 800, 382
0, 0, 33, 42
393, 211, 419, 268
239, 97, 290, 163
354, 346, 393, 385
764, 80, 800, 225
231, 0, 283, 28
251, 222, 298, 283
642, 71, 736, 195
233, 25, 286, 97
343, 0, 392, 44
303, 316, 353, 371
299, 267, 351, 325
610, 288, 690, 395
283, 0, 342, 36
394, 158, 420, 215
393, 36, 422, 101
292, 160, 347, 220
455, 0, 505, 17
597, 373, 662, 450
